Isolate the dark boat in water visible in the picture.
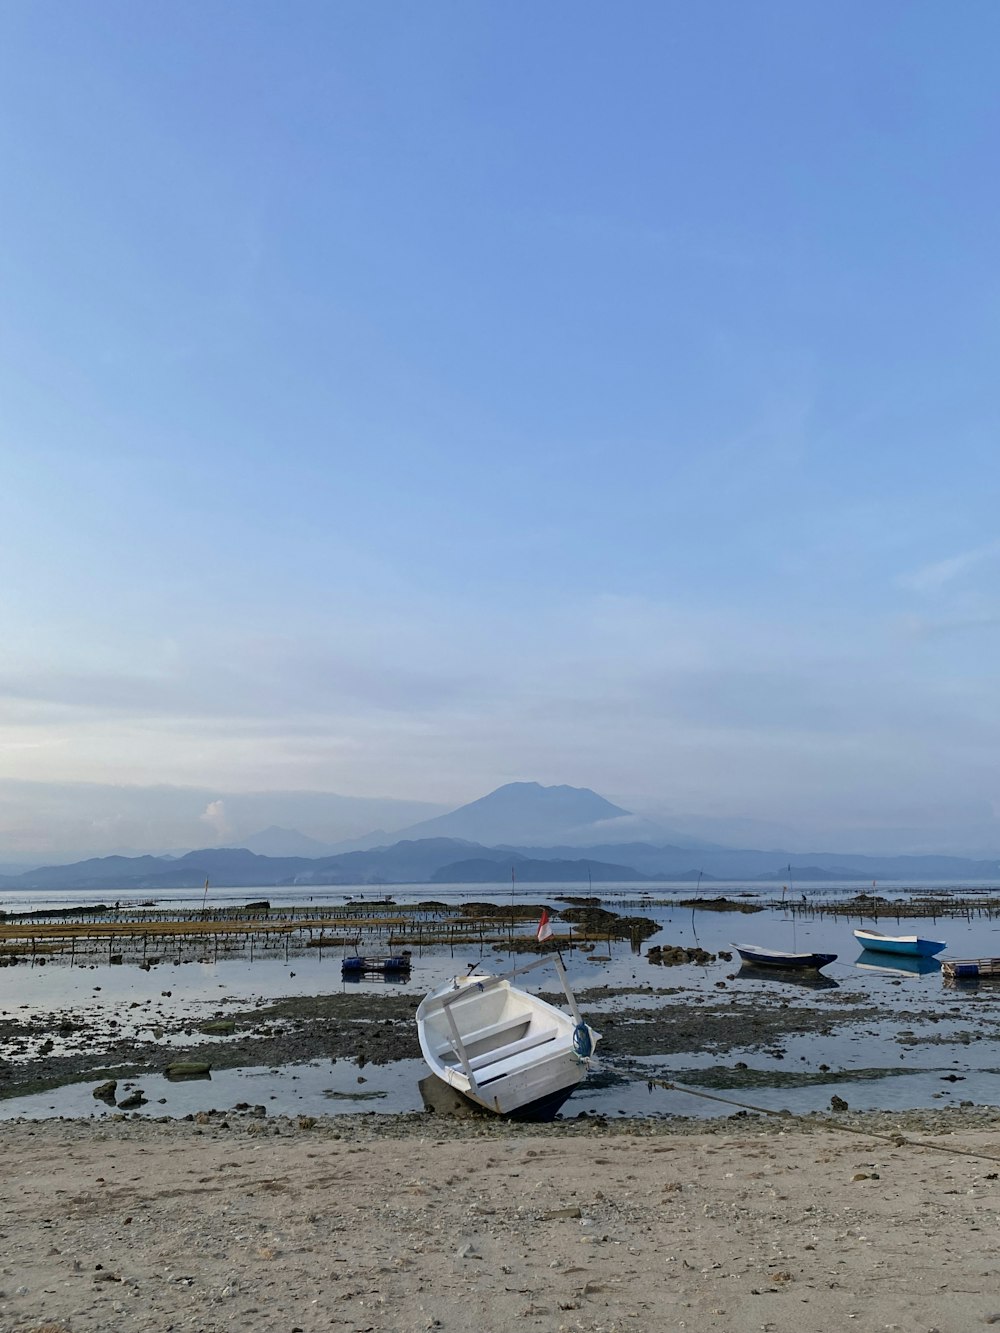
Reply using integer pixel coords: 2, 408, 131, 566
733, 942, 837, 971
341, 953, 411, 977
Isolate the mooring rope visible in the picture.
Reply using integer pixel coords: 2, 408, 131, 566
597, 1057, 1000, 1165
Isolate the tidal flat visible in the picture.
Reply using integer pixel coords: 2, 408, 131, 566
3, 881, 1000, 1123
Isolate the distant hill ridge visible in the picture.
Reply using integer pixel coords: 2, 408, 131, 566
431, 856, 652, 884
2, 781, 1000, 891
2, 840, 999, 892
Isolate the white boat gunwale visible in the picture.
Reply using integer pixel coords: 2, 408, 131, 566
854, 929, 938, 944
734, 943, 824, 961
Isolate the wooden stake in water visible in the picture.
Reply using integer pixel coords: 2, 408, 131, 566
786, 863, 797, 952
201, 877, 210, 920
510, 865, 516, 946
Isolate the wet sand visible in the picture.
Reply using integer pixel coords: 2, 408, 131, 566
4, 1110, 1000, 1333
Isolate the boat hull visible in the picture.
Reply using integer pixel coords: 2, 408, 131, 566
421, 1056, 590, 1118
853, 931, 945, 957
418, 1072, 581, 1122
734, 944, 837, 971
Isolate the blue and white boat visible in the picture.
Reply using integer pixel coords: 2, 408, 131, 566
734, 943, 837, 971
853, 929, 945, 958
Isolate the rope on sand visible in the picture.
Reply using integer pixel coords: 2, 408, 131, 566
597, 1058, 1000, 1165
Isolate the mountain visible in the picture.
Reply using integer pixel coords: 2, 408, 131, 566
240, 826, 338, 858
6, 775, 1000, 893
499, 841, 711, 876
302, 838, 483, 885
386, 782, 632, 846
0, 860, 41, 876
430, 857, 652, 884
0, 838, 489, 893
0, 849, 320, 892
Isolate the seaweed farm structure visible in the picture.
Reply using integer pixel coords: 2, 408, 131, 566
779, 888, 1000, 924
0, 899, 658, 968
648, 887, 1000, 924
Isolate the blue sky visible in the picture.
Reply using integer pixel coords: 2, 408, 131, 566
3, 2, 1000, 858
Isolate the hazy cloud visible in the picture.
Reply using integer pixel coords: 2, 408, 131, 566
4, 590, 1000, 860
0, 780, 444, 864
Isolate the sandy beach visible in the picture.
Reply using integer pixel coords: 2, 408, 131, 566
4, 1110, 1000, 1333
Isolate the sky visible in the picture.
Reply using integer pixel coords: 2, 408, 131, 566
3, 1, 1000, 860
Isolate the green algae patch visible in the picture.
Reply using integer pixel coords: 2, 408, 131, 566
165, 1060, 212, 1079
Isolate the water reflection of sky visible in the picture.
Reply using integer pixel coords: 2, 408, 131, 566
5, 881, 1000, 1121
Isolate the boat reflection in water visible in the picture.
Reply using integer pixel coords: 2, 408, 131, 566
737, 963, 840, 991
854, 949, 942, 978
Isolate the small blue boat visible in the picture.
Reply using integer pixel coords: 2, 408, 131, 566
734, 943, 837, 971
341, 954, 411, 976
853, 929, 945, 958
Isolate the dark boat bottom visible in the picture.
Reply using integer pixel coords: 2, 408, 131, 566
418, 1074, 578, 1122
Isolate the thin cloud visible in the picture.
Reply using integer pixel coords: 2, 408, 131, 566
895, 612, 1000, 641
897, 541, 1000, 594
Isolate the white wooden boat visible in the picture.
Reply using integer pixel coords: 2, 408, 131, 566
416, 954, 600, 1118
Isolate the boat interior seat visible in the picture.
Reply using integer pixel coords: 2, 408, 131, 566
434, 1013, 529, 1058
442, 1026, 559, 1072
474, 1032, 566, 1085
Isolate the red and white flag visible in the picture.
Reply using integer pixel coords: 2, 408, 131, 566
536, 909, 553, 942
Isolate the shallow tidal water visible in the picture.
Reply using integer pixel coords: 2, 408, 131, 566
4, 879, 1000, 1122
